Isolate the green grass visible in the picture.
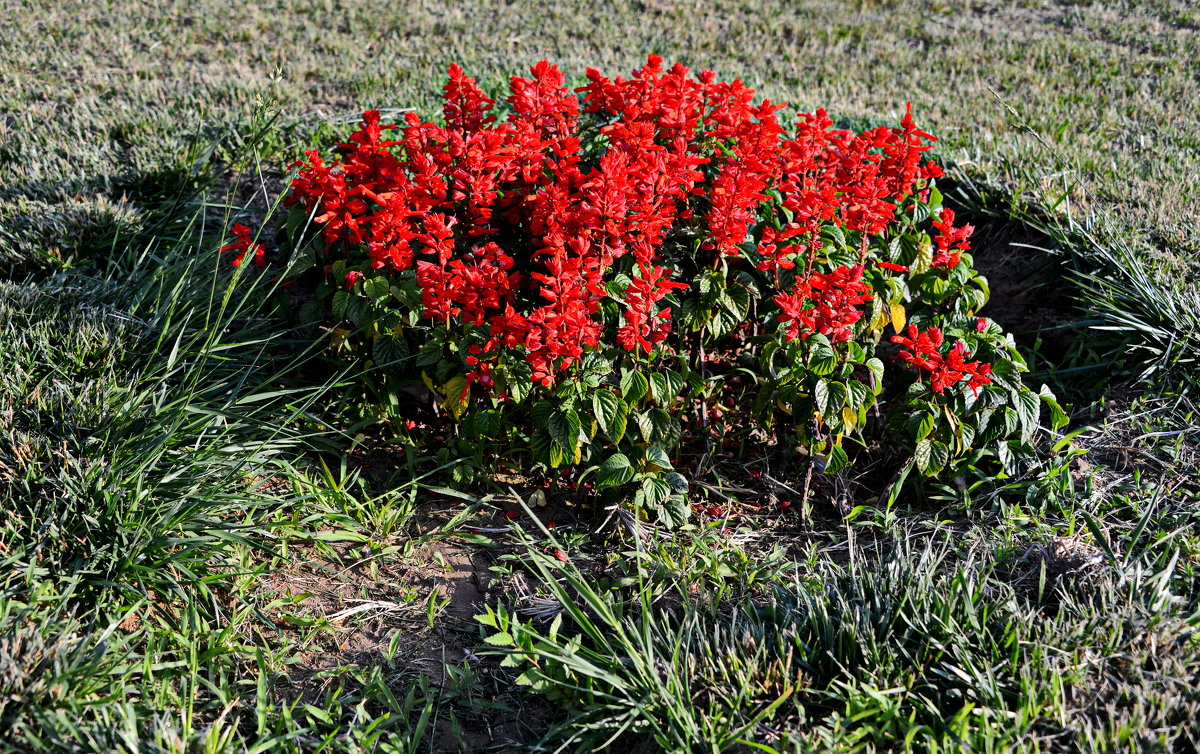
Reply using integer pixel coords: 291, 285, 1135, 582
3, 1, 1200, 751
482, 521, 1199, 752
3, 0, 1198, 273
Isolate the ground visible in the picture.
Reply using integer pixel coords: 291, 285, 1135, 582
1, 1, 1199, 752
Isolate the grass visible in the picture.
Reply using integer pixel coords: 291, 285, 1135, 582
482, 521, 1199, 751
2, 0, 1200, 751
3, 0, 1199, 273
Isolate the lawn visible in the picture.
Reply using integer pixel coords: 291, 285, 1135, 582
2, 1, 1199, 751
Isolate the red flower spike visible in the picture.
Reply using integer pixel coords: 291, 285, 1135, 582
891, 325, 992, 395
931, 208, 974, 269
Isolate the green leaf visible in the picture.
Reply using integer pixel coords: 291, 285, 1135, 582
640, 475, 672, 508
649, 372, 668, 403
928, 440, 949, 475
1039, 384, 1068, 430
721, 282, 751, 318
809, 349, 838, 376
622, 370, 649, 404
547, 441, 568, 468
415, 340, 443, 367
865, 358, 885, 394
846, 379, 871, 409
482, 632, 514, 648
548, 409, 582, 452
597, 454, 633, 487
1014, 388, 1040, 441
530, 430, 553, 465
647, 408, 680, 446
807, 335, 838, 376
915, 439, 933, 475
912, 407, 936, 442
645, 445, 672, 471
699, 268, 724, 296
532, 400, 554, 427
345, 295, 368, 326
660, 494, 690, 529
814, 379, 830, 419
822, 381, 848, 419
664, 471, 689, 494
364, 276, 391, 302
504, 360, 535, 404
824, 444, 848, 474
331, 289, 350, 321
372, 333, 409, 366
609, 400, 629, 443
708, 305, 738, 339
593, 390, 620, 436
916, 439, 949, 476
662, 370, 685, 402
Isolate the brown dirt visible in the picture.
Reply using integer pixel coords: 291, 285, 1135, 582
969, 216, 1078, 371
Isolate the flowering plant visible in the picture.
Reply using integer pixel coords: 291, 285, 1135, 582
271, 56, 1064, 524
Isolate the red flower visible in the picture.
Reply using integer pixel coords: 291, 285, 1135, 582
283, 58, 949, 399
931, 208, 974, 269
891, 324, 992, 395
774, 265, 873, 343
219, 223, 266, 268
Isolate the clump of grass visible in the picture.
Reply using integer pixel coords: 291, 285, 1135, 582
479, 519, 1200, 752
0, 182, 458, 748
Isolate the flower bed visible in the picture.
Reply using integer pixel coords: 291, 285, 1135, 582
267, 55, 1064, 525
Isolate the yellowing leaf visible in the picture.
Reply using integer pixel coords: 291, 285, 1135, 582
914, 233, 933, 274
440, 376, 469, 421
842, 405, 857, 428
890, 303, 906, 334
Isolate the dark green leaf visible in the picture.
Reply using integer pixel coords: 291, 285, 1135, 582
622, 370, 649, 404
597, 454, 633, 487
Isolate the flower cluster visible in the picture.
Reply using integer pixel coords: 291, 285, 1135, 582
931, 207, 974, 269
278, 56, 949, 393
773, 265, 873, 343
891, 324, 993, 394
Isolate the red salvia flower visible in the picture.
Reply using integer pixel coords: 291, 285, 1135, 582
219, 223, 266, 268
931, 208, 974, 269
283, 58, 949, 404
891, 324, 992, 395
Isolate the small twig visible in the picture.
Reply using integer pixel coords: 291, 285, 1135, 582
800, 462, 814, 527
692, 479, 756, 501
